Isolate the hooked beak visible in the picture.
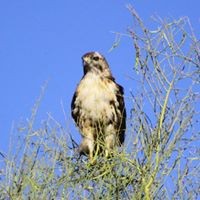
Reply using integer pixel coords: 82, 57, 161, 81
82, 57, 91, 74
82, 56, 90, 65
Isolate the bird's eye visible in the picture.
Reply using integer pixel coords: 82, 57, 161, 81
93, 56, 99, 61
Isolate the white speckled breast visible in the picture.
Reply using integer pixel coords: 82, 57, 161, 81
76, 72, 118, 121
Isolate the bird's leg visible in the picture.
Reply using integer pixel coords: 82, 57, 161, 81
105, 134, 115, 158
84, 137, 94, 162
104, 124, 116, 157
80, 126, 96, 163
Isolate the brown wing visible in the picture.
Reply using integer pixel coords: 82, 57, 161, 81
115, 82, 126, 145
71, 91, 80, 125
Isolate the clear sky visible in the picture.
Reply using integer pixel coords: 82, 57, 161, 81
0, 0, 199, 154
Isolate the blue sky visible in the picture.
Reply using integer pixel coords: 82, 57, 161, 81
0, 0, 199, 154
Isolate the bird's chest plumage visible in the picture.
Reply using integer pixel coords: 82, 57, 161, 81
75, 73, 118, 121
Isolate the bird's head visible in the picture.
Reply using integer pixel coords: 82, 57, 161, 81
82, 52, 112, 77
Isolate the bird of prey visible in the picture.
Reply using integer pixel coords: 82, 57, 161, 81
71, 52, 126, 162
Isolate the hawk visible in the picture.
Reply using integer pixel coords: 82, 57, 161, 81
71, 52, 126, 161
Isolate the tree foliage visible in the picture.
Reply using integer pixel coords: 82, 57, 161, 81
0, 6, 199, 200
